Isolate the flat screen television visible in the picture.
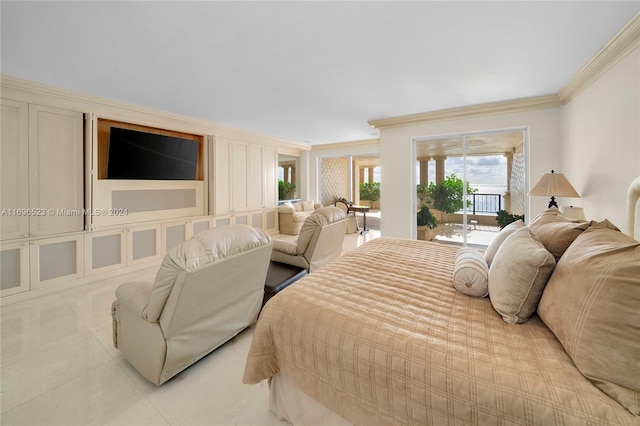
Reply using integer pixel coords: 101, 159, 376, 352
107, 127, 199, 180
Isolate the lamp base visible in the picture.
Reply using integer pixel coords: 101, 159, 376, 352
548, 196, 558, 209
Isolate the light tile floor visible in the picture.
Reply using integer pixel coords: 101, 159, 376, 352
0, 230, 381, 426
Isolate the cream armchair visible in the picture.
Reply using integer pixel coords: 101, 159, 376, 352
111, 224, 272, 386
278, 200, 323, 235
271, 206, 347, 272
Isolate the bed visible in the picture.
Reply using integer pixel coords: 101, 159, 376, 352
243, 177, 640, 425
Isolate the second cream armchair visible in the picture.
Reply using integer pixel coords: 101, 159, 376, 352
278, 200, 323, 235
271, 206, 347, 272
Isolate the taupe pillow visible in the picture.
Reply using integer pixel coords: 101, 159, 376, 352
488, 227, 556, 324
453, 248, 489, 298
537, 220, 640, 415
528, 207, 590, 261
484, 219, 525, 267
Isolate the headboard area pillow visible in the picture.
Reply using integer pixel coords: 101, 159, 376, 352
483, 219, 524, 267
528, 207, 591, 261
537, 219, 640, 415
453, 248, 489, 298
488, 226, 556, 324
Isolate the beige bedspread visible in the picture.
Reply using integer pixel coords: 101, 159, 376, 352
243, 237, 638, 425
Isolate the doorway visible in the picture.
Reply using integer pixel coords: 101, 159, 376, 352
413, 128, 528, 247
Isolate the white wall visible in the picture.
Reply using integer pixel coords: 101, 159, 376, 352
379, 108, 562, 238
560, 47, 640, 233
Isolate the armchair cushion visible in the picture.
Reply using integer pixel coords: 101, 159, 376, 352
273, 239, 299, 256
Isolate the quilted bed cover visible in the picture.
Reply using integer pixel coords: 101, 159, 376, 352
243, 237, 637, 425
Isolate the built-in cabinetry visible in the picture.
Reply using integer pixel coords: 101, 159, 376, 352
212, 137, 278, 223
1, 99, 84, 297
1, 100, 83, 240
1, 77, 299, 301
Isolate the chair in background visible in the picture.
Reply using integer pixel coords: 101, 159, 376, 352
111, 224, 273, 385
271, 206, 347, 272
334, 199, 358, 234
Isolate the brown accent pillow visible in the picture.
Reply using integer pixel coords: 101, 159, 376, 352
484, 219, 525, 267
528, 207, 590, 261
488, 226, 556, 324
537, 220, 640, 415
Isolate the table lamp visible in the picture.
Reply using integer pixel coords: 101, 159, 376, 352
529, 170, 580, 208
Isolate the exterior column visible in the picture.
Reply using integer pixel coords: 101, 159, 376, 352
368, 167, 374, 183
283, 166, 289, 183
290, 166, 296, 188
359, 167, 365, 184
419, 159, 429, 185
434, 156, 446, 184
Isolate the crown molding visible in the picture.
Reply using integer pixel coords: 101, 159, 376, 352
368, 94, 562, 130
369, 12, 640, 131
311, 138, 380, 151
0, 74, 310, 151
559, 12, 640, 103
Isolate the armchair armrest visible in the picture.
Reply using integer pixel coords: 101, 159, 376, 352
273, 239, 299, 256
115, 281, 155, 322
278, 205, 296, 214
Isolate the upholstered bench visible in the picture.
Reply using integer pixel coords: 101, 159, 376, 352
263, 261, 307, 307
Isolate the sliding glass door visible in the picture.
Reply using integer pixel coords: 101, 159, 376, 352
414, 128, 527, 247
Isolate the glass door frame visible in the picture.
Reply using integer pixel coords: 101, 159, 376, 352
411, 126, 530, 244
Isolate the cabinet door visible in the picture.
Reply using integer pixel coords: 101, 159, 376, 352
28, 105, 84, 236
213, 138, 232, 216
1, 99, 29, 240
0, 241, 30, 297
162, 221, 187, 254
231, 143, 248, 211
30, 234, 84, 289
247, 144, 263, 210
188, 217, 212, 239
126, 225, 162, 266
85, 229, 126, 275
262, 146, 277, 209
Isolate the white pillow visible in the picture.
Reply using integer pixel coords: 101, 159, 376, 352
484, 219, 525, 267
453, 248, 489, 298
489, 226, 556, 324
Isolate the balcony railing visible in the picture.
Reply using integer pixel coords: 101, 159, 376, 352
469, 193, 502, 214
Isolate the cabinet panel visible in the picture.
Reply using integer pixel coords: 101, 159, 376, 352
126, 225, 162, 266
0, 241, 30, 296
1, 99, 29, 240
263, 146, 277, 209
251, 212, 264, 229
247, 145, 263, 210
85, 230, 126, 275
232, 143, 248, 211
213, 138, 232, 215
30, 234, 84, 289
189, 218, 212, 238
28, 105, 84, 236
163, 221, 187, 253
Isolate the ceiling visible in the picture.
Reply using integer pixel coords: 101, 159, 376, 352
2, 1, 639, 145
416, 130, 524, 158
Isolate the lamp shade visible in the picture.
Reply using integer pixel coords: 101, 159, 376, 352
530, 170, 580, 208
